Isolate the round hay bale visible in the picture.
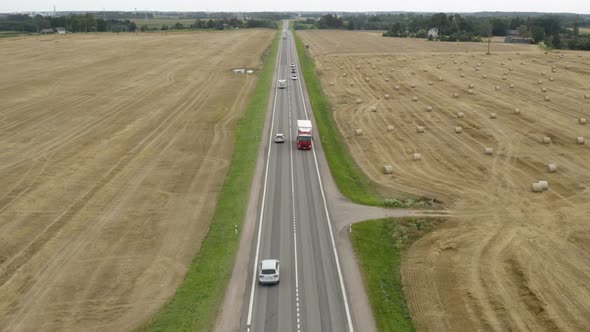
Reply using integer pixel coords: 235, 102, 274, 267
350, 82, 355, 87
371, 106, 377, 112
502, 76, 507, 80
483, 74, 488, 79
425, 106, 433, 112
455, 126, 463, 134
577, 137, 585, 145
469, 84, 475, 89
475, 67, 480, 71
394, 85, 400, 90
566, 65, 570, 69
413, 153, 422, 161
541, 72, 546, 76
383, 165, 393, 174
371, 66, 376, 69
468, 89, 474, 94
579, 118, 587, 125
379, 71, 383, 75
385, 78, 390, 82
412, 96, 418, 102
387, 125, 395, 132
542, 136, 551, 144
552, 68, 557, 73
437, 65, 441, 69
356, 65, 361, 69
549, 77, 555, 81
343, 73, 347, 77
495, 86, 501, 91
428, 81, 433, 85
460, 73, 465, 78
542, 87, 547, 92
503, 71, 508, 75
547, 163, 557, 172
364, 77, 370, 82
340, 66, 344, 70
537, 79, 543, 84
384, 94, 390, 99
423, 68, 428, 72
438, 76, 443, 81
485, 147, 493, 155
416, 126, 425, 133
544, 95, 551, 101
410, 83, 416, 88
326, 67, 331, 71
509, 84, 515, 88
329, 81, 335, 86
453, 93, 459, 98
457, 112, 465, 118
356, 98, 362, 104
514, 108, 521, 114
355, 129, 363, 136
585, 94, 590, 100
509, 67, 514, 71
532, 182, 543, 193
490, 113, 497, 119
538, 181, 549, 190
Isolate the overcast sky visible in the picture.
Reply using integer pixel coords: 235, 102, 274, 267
2, 0, 589, 14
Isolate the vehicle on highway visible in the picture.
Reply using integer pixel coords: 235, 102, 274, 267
278, 79, 287, 89
296, 120, 312, 150
291, 75, 298, 80
290, 63, 295, 68
259, 259, 280, 285
291, 68, 296, 73
274, 133, 285, 143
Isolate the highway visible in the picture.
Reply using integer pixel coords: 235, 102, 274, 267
241, 21, 355, 332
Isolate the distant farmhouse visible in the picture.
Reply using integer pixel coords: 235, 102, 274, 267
428, 28, 439, 39
504, 29, 532, 44
39, 27, 66, 34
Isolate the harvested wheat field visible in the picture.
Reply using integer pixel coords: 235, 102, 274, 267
299, 30, 590, 331
0, 30, 273, 331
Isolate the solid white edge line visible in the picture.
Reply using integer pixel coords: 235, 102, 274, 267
245, 29, 284, 328
291, 28, 355, 332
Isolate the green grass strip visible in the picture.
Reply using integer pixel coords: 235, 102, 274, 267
140, 30, 279, 332
293, 31, 383, 206
350, 218, 444, 332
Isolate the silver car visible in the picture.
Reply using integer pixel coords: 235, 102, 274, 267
274, 133, 285, 143
259, 259, 280, 285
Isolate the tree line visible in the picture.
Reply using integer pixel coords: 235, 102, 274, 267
300, 13, 590, 50
148, 18, 277, 31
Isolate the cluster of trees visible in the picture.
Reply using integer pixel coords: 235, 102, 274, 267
304, 13, 589, 50
0, 14, 136, 32
144, 18, 276, 31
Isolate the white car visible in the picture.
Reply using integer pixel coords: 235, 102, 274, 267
274, 133, 285, 143
291, 75, 298, 80
290, 63, 295, 68
259, 259, 280, 285
278, 79, 287, 89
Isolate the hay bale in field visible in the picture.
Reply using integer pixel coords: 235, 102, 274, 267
538, 79, 544, 84
379, 71, 383, 75
468, 89, 474, 94
514, 108, 521, 114
495, 86, 501, 91
483, 74, 488, 79
385, 78, 390, 82
509, 67, 514, 71
455, 126, 463, 133
437, 65, 441, 69
490, 113, 497, 119
485, 147, 493, 155
371, 106, 377, 112
384, 94, 391, 99
538, 181, 549, 190
438, 76, 443, 81
350, 82, 355, 87
356, 98, 362, 104
547, 163, 557, 172
542, 87, 547, 92
355, 129, 363, 136
509, 84, 515, 88
566, 65, 570, 69
326, 67, 331, 71
532, 182, 543, 193
469, 84, 475, 89
416, 126, 425, 133
412, 96, 418, 102
457, 112, 464, 118
453, 93, 460, 98
502, 76, 507, 80
410, 83, 416, 88
542, 136, 552, 144
425, 106, 433, 112
413, 153, 422, 161
364, 77, 370, 82
585, 94, 590, 100
475, 67, 480, 71
549, 77, 554, 81
552, 69, 557, 73
460, 73, 465, 77
340, 66, 344, 70
544, 95, 551, 101
356, 65, 361, 69
577, 137, 585, 144
387, 125, 394, 132
423, 68, 428, 72
428, 81, 433, 85
541, 72, 546, 76
503, 71, 509, 75
383, 165, 393, 174
329, 81, 335, 86
394, 85, 400, 90
579, 118, 587, 125
343, 73, 347, 77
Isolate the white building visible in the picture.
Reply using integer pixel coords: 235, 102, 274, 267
428, 28, 439, 39
56, 27, 66, 34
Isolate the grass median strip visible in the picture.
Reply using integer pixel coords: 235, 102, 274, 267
293, 31, 383, 206
140, 31, 279, 332
350, 218, 445, 332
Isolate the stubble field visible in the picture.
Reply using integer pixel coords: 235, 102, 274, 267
0, 30, 273, 330
298, 30, 590, 331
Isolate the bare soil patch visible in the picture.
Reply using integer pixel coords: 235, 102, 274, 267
0, 30, 273, 331
299, 29, 590, 331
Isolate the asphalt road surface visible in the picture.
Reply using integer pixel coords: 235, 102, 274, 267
241, 22, 355, 332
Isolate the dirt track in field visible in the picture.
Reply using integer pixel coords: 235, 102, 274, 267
299, 30, 590, 331
0, 30, 273, 331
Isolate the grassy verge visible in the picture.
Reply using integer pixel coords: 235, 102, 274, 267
350, 218, 445, 332
139, 31, 279, 332
293, 31, 383, 206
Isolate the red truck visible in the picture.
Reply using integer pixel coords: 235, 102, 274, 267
296, 120, 312, 150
